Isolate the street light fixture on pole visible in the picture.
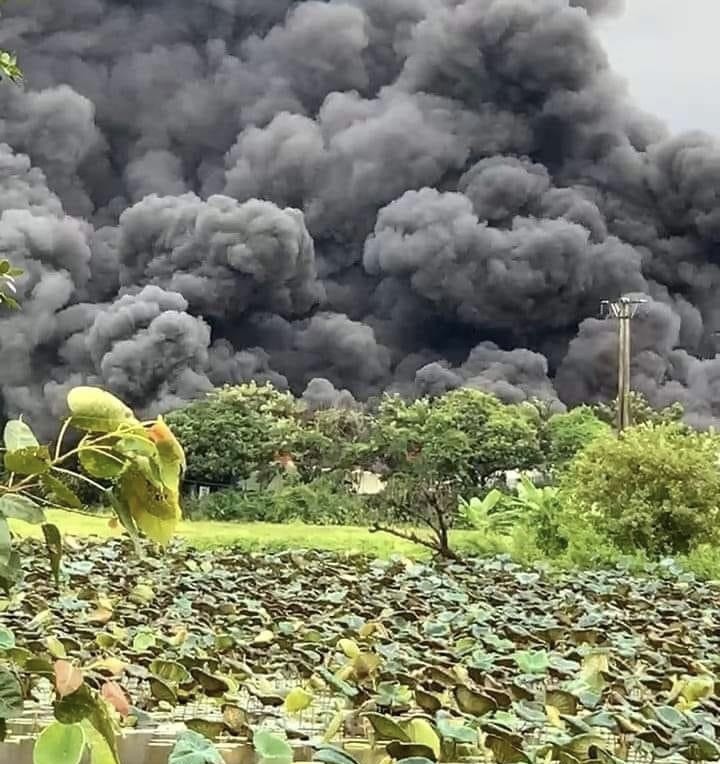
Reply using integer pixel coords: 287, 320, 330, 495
600, 297, 647, 433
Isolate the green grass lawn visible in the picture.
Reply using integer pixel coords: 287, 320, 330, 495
11, 510, 486, 558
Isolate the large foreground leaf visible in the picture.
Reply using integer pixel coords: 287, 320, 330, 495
33, 722, 85, 764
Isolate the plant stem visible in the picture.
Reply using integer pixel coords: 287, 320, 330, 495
54, 418, 72, 462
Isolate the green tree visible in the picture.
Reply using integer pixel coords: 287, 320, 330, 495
369, 389, 542, 557
593, 391, 684, 428
292, 407, 373, 478
560, 422, 720, 556
542, 406, 611, 469
165, 382, 303, 484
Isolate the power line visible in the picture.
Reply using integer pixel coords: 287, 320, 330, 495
600, 297, 647, 433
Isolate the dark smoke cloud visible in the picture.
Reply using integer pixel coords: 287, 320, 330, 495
1, 0, 720, 429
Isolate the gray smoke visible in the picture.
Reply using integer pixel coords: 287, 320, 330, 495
1, 0, 720, 429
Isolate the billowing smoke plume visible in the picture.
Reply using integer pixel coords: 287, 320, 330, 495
1, 0, 720, 431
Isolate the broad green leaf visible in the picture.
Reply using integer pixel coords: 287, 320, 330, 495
149, 660, 191, 686
116, 466, 180, 545
0, 627, 14, 650
4, 419, 39, 451
674, 675, 715, 706
485, 734, 529, 764
338, 638, 361, 659
42, 524, 62, 586
514, 650, 550, 675
41, 475, 83, 510
67, 387, 137, 433
191, 668, 230, 696
169, 730, 223, 764
546, 690, 578, 716
114, 433, 158, 459
254, 730, 293, 764
4, 445, 51, 475
454, 686, 497, 716
681, 734, 720, 761
54, 685, 96, 725
33, 722, 85, 764
132, 631, 157, 652
47, 636, 67, 659
87, 694, 120, 764
81, 720, 116, 764
0, 493, 45, 524
415, 689, 442, 714
129, 584, 154, 605
435, 716, 477, 744
363, 712, 410, 742
78, 447, 125, 480
0, 669, 23, 718
150, 677, 178, 704
406, 719, 440, 759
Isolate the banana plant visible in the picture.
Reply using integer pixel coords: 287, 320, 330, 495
459, 489, 524, 535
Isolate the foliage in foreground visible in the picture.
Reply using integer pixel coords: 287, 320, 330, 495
0, 386, 184, 764
5, 538, 720, 764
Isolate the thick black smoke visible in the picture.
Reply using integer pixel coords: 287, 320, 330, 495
2, 0, 720, 431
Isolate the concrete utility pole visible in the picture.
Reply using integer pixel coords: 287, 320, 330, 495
600, 297, 647, 433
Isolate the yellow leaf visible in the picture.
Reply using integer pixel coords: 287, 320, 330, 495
338, 638, 360, 659
88, 658, 127, 676
116, 466, 180, 546
353, 653, 380, 680
148, 416, 186, 491
323, 708, 348, 742
545, 705, 564, 729
46, 636, 66, 659
407, 718, 441, 759
253, 629, 275, 645
284, 687, 314, 714
167, 628, 188, 647
87, 607, 113, 625
67, 387, 138, 433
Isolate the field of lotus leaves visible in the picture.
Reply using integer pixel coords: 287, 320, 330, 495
1, 537, 720, 764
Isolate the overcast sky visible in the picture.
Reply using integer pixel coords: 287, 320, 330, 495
597, 0, 720, 135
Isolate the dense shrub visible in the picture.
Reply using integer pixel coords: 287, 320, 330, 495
291, 407, 373, 477
542, 406, 610, 469
166, 383, 302, 483
560, 422, 720, 556
592, 391, 684, 427
185, 476, 370, 526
